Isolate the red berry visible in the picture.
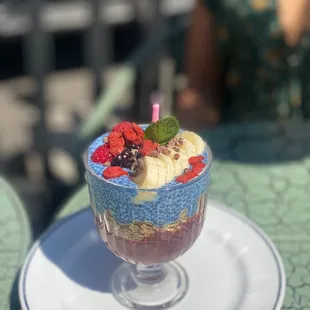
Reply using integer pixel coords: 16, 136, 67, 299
140, 139, 158, 156
103, 166, 128, 179
123, 126, 138, 143
192, 162, 206, 175
132, 123, 144, 144
176, 171, 197, 184
108, 131, 125, 155
112, 122, 132, 133
91, 144, 113, 164
111, 122, 145, 149
188, 155, 204, 165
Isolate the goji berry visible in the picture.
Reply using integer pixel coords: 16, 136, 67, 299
192, 162, 206, 175
112, 122, 145, 145
91, 143, 114, 164
132, 137, 144, 145
123, 126, 138, 143
188, 155, 204, 165
103, 166, 128, 179
108, 131, 125, 155
176, 171, 197, 184
112, 122, 132, 133
132, 123, 144, 142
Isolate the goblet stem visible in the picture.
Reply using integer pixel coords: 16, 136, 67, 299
111, 261, 188, 309
135, 264, 167, 285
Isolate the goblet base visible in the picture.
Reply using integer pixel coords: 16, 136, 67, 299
111, 261, 189, 309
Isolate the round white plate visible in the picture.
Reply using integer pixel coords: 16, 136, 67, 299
19, 200, 286, 310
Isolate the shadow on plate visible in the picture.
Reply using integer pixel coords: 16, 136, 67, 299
39, 209, 123, 293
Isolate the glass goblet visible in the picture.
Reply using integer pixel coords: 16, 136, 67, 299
84, 143, 212, 309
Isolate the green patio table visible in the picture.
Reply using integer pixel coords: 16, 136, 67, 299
55, 122, 310, 310
0, 177, 32, 310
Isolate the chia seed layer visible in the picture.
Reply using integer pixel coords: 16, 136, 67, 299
96, 193, 207, 264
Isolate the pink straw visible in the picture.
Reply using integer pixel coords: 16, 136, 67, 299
152, 103, 160, 122
151, 93, 162, 122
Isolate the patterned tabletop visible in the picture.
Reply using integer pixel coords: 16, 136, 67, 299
56, 122, 310, 310
0, 177, 32, 310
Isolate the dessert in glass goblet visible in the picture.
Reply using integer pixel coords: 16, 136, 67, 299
84, 117, 212, 309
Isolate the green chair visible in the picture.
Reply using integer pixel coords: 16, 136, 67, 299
0, 177, 32, 310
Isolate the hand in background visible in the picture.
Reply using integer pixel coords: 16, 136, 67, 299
176, 88, 220, 130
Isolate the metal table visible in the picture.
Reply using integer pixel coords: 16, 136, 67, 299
56, 122, 310, 309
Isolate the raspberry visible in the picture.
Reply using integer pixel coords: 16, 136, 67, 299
192, 162, 206, 175
108, 131, 125, 155
91, 143, 113, 164
103, 166, 128, 179
188, 155, 204, 165
176, 171, 197, 184
140, 139, 158, 156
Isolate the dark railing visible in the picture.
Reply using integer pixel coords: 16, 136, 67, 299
0, 0, 192, 231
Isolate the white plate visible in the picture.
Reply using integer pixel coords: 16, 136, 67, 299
19, 200, 286, 310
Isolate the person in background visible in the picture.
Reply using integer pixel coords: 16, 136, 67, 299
177, 0, 310, 129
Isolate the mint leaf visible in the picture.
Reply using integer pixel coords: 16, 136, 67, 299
144, 116, 180, 145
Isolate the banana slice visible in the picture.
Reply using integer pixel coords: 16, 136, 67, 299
158, 154, 175, 183
170, 151, 183, 176
178, 149, 190, 170
178, 131, 206, 154
179, 138, 196, 158
168, 148, 190, 175
134, 156, 167, 189
133, 131, 206, 189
